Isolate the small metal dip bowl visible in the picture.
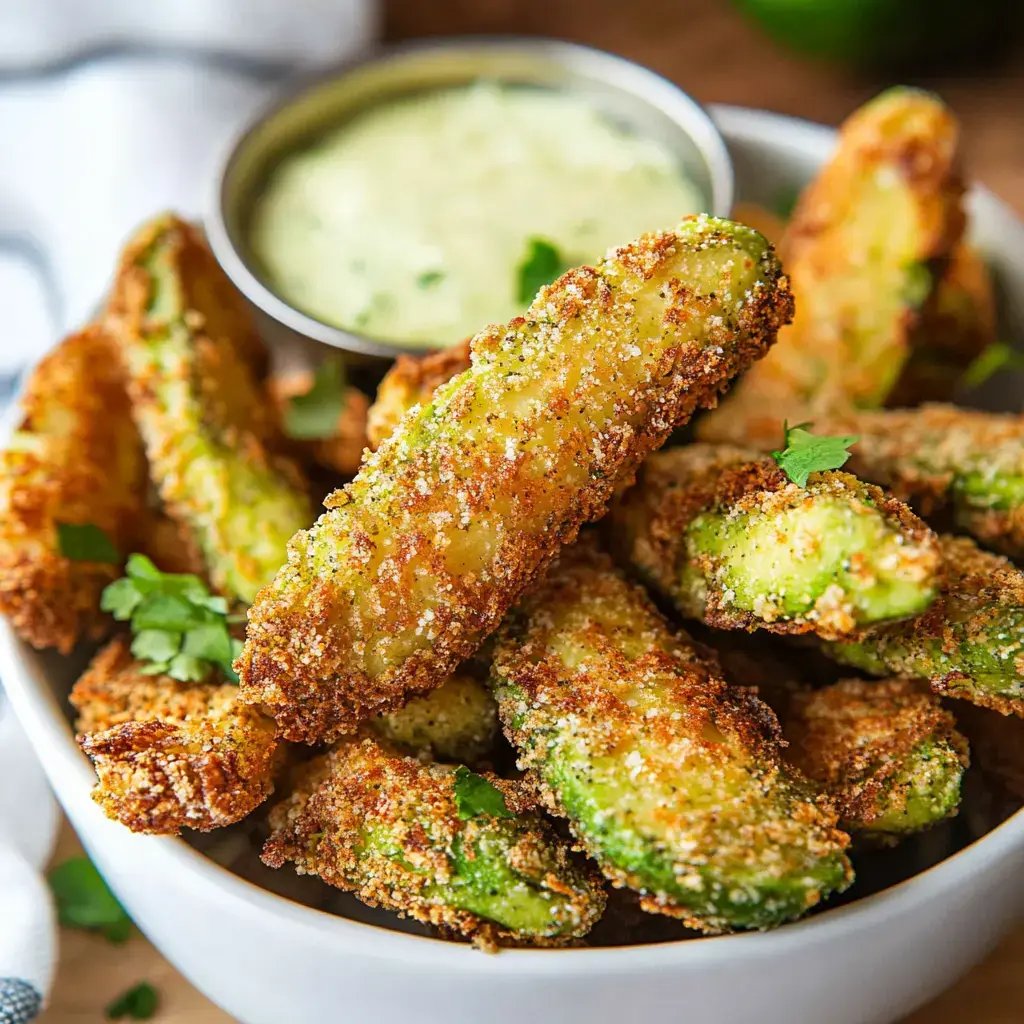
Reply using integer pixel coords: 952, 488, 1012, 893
207, 38, 735, 365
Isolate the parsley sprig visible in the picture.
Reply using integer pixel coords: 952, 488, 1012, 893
106, 982, 159, 1021
284, 356, 348, 441
452, 766, 514, 821
100, 554, 242, 683
516, 238, 573, 305
48, 857, 133, 944
772, 421, 859, 487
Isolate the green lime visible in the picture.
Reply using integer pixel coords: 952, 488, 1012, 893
730, 0, 1014, 66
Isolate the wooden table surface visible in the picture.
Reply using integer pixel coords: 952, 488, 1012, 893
40, 0, 1024, 1020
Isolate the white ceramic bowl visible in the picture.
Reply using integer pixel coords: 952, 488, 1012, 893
4, 105, 1024, 1024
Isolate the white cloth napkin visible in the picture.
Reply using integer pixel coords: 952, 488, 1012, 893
0, 3, 378, 1018
0, 0, 378, 376
0, 702, 59, 1023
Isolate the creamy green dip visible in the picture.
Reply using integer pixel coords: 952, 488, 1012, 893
250, 83, 705, 348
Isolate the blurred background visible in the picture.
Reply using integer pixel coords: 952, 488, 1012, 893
1, 0, 1022, 1020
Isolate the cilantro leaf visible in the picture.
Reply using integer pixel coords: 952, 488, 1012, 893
131, 593, 202, 633
452, 766, 514, 821
772, 421, 859, 487
516, 238, 572, 305
285, 356, 347, 441
101, 578, 144, 620
416, 269, 445, 288
57, 522, 120, 564
101, 558, 241, 683
902, 261, 933, 310
106, 981, 159, 1021
961, 340, 1024, 389
48, 857, 133, 944
130, 629, 181, 664
167, 653, 210, 682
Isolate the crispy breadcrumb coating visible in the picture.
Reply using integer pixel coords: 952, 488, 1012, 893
239, 216, 794, 744
366, 340, 472, 450
785, 678, 968, 838
72, 637, 280, 834
828, 535, 1024, 716
610, 445, 939, 639
837, 404, 1024, 560
106, 214, 312, 603
0, 326, 145, 652
492, 538, 852, 932
262, 735, 606, 948
701, 88, 963, 448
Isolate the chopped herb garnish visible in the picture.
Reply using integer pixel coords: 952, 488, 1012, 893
100, 554, 239, 682
453, 766, 514, 821
284, 356, 347, 441
57, 522, 119, 564
48, 857, 133, 944
416, 269, 445, 289
772, 421, 859, 488
902, 262, 933, 310
961, 340, 1024, 389
516, 238, 572, 305
106, 982, 159, 1021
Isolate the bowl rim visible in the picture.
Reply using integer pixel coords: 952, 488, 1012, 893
7, 102, 1024, 973
205, 35, 735, 360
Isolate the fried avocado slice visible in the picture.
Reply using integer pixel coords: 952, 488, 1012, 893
784, 678, 967, 840
609, 445, 939, 639
889, 242, 997, 404
239, 216, 794, 744
366, 339, 472, 450
836, 404, 1024, 560
0, 326, 147, 652
828, 535, 1024, 716
72, 637, 280, 834
261, 735, 606, 948
107, 214, 312, 603
491, 539, 852, 933
700, 88, 963, 448
371, 669, 498, 764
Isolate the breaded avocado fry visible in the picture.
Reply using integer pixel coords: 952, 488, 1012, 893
0, 327, 146, 652
366, 339, 472, 450
784, 678, 968, 840
700, 88, 963, 447
239, 216, 794, 744
107, 214, 312, 603
372, 669, 498, 764
491, 539, 852, 932
828, 535, 1024, 716
609, 445, 939, 639
838, 404, 1024, 560
261, 735, 606, 948
72, 637, 280, 834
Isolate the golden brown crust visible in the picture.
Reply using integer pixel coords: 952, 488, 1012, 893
267, 372, 370, 477
785, 678, 968, 830
0, 326, 146, 652
701, 89, 964, 448
611, 446, 938, 638
262, 735, 604, 948
239, 221, 794, 744
366, 340, 473, 450
72, 637, 280, 834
